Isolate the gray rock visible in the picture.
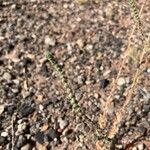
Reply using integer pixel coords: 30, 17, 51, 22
16, 135, 27, 148
46, 128, 60, 141
35, 131, 44, 144
77, 75, 86, 85
100, 79, 110, 89
142, 105, 150, 113
19, 103, 35, 118
0, 136, 5, 145
75, 92, 83, 101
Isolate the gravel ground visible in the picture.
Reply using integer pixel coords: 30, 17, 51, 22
0, 0, 150, 150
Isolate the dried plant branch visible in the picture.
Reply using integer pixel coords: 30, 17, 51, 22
97, 1, 149, 149
108, 33, 150, 139
99, 0, 147, 130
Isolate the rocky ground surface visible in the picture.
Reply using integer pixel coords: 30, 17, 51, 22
0, 0, 150, 150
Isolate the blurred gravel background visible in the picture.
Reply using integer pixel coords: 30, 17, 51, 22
0, 0, 149, 150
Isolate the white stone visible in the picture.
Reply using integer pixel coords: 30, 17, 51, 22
86, 44, 93, 51
39, 104, 44, 111
76, 17, 81, 22
0, 36, 4, 40
0, 105, 5, 114
21, 144, 31, 150
11, 4, 16, 9
3, 72, 12, 81
132, 147, 137, 150
103, 70, 111, 76
58, 118, 68, 130
1, 132, 8, 137
17, 122, 27, 133
114, 95, 120, 100
13, 79, 20, 85
30, 0, 36, 2
44, 36, 56, 46
76, 39, 84, 48
147, 68, 150, 73
63, 4, 68, 9
137, 143, 144, 150
117, 77, 126, 86
67, 43, 72, 51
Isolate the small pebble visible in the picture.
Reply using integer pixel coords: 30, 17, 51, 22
16, 135, 27, 148
0, 105, 5, 114
17, 122, 27, 134
132, 147, 138, 150
103, 70, 111, 76
117, 77, 126, 86
13, 79, 20, 85
86, 44, 93, 51
125, 77, 130, 84
39, 104, 44, 111
95, 60, 102, 68
62, 128, 73, 136
77, 0, 88, 4
3, 72, 12, 81
36, 143, 47, 150
19, 103, 35, 118
44, 36, 56, 46
142, 105, 150, 113
58, 118, 68, 130
46, 128, 60, 141
0, 136, 5, 145
147, 68, 150, 73
77, 75, 86, 85
63, 4, 68, 9
11, 88, 19, 93
35, 131, 44, 144
67, 43, 72, 51
76, 39, 84, 48
1, 132, 8, 137
100, 79, 109, 89
11, 4, 16, 9
137, 143, 144, 150
94, 93, 99, 99
21, 144, 31, 150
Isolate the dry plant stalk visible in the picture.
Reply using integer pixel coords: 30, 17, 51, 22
99, 0, 147, 138
98, 2, 149, 150
99, 0, 147, 130
108, 33, 150, 138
